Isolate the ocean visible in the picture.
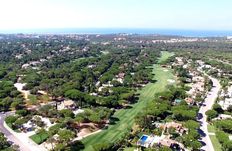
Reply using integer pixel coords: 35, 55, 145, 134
1, 28, 232, 37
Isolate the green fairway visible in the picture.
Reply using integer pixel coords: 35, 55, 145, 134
158, 51, 174, 63
82, 52, 175, 151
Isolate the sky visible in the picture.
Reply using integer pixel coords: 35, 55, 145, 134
0, 0, 232, 31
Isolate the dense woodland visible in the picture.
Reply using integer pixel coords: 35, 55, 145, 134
1, 34, 232, 150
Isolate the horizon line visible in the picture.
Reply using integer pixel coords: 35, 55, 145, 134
1, 27, 232, 31
1, 28, 232, 37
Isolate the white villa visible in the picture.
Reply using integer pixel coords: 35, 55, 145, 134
57, 99, 77, 110
219, 85, 232, 110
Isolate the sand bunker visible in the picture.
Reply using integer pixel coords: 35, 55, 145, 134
167, 79, 175, 83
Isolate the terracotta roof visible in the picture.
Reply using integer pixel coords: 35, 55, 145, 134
185, 97, 194, 104
64, 100, 75, 107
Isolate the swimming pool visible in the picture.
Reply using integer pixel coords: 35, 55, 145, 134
141, 135, 148, 142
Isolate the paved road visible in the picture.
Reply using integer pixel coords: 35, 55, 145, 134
198, 76, 221, 151
0, 112, 32, 151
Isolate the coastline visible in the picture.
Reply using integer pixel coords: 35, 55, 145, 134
1, 28, 232, 37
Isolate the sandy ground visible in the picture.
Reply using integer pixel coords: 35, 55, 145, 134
14, 82, 30, 100
74, 123, 102, 141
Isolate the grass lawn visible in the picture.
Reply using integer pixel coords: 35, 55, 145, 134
208, 125, 222, 151
82, 52, 175, 151
30, 131, 49, 144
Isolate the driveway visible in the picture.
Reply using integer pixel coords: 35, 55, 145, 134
198, 76, 221, 151
0, 112, 32, 151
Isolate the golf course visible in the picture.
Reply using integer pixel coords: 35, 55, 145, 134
82, 51, 175, 151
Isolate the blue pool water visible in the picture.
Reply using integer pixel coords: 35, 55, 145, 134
175, 99, 182, 103
141, 135, 148, 142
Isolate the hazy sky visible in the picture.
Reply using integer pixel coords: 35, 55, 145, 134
0, 0, 232, 30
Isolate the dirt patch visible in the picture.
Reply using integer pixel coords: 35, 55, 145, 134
78, 123, 100, 137
74, 123, 102, 140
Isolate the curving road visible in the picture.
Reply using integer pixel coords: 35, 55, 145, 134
0, 112, 32, 151
197, 75, 221, 151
